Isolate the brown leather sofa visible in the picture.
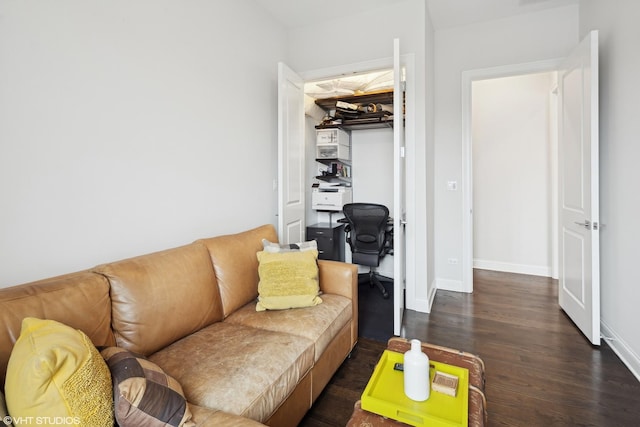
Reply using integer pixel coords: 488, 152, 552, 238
0, 224, 358, 427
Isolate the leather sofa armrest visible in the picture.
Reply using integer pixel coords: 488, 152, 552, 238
318, 260, 358, 347
318, 260, 357, 300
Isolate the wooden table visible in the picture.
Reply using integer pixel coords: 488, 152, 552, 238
346, 337, 488, 427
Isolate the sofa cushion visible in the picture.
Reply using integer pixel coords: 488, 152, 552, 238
226, 294, 351, 361
0, 271, 115, 384
197, 225, 278, 318
148, 322, 314, 423
101, 347, 194, 427
5, 318, 113, 427
94, 242, 223, 356
256, 250, 322, 311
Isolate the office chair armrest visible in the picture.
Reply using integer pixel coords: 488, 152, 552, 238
343, 227, 358, 254
383, 226, 394, 254
343, 224, 353, 248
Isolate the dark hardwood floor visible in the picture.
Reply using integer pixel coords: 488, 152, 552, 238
301, 269, 640, 426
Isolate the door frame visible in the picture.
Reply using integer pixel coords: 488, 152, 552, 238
299, 54, 418, 311
461, 58, 562, 292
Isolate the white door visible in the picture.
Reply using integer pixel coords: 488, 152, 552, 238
393, 39, 406, 336
277, 62, 305, 244
558, 30, 600, 346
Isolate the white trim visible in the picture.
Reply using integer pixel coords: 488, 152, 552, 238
461, 74, 473, 293
409, 296, 432, 314
601, 321, 640, 383
473, 259, 551, 277
299, 57, 395, 82
428, 280, 438, 312
461, 58, 563, 293
549, 83, 559, 280
436, 278, 465, 293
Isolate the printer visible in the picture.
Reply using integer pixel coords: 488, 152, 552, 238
312, 184, 352, 211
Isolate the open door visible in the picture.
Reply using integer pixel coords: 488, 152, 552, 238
393, 39, 406, 336
277, 63, 306, 244
558, 30, 600, 346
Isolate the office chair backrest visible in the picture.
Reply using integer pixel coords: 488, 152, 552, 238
342, 203, 390, 259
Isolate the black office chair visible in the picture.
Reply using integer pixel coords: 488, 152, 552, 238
342, 203, 393, 299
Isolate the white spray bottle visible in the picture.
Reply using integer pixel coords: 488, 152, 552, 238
403, 339, 430, 401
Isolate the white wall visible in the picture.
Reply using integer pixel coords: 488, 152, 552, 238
472, 72, 555, 277
579, 0, 640, 380
0, 0, 286, 287
433, 5, 579, 290
287, 0, 432, 311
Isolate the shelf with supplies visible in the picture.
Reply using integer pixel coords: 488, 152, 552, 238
315, 171, 351, 186
314, 89, 396, 131
314, 128, 352, 186
315, 161, 351, 185
313, 127, 352, 211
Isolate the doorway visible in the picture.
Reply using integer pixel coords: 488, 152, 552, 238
280, 47, 415, 336
304, 69, 396, 278
461, 59, 562, 292
302, 68, 398, 342
472, 71, 557, 279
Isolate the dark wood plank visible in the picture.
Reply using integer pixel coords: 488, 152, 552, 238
300, 338, 386, 426
301, 269, 640, 426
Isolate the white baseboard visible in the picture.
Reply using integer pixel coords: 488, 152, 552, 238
601, 321, 640, 383
473, 259, 551, 277
435, 278, 465, 292
407, 298, 431, 314
428, 281, 437, 312
410, 281, 438, 313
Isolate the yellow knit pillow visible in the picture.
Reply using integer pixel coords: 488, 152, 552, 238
5, 318, 113, 427
256, 250, 322, 311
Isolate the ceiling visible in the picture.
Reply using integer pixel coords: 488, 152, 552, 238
253, 0, 407, 29
254, 0, 579, 30
426, 0, 578, 30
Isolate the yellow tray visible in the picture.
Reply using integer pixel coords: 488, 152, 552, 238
361, 350, 469, 427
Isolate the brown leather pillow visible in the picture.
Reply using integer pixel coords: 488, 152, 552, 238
101, 347, 194, 427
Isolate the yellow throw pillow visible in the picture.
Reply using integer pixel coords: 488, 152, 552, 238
256, 250, 322, 311
5, 318, 113, 427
